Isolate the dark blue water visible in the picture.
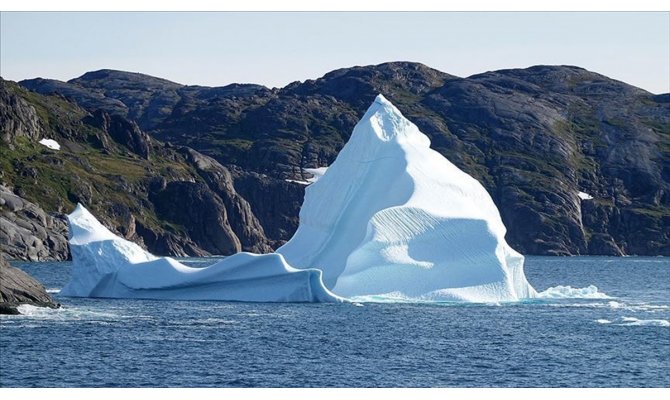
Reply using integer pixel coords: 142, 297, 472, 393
1, 256, 668, 387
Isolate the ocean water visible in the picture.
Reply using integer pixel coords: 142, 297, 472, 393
1, 256, 668, 388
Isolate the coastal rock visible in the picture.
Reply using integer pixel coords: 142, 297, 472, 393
0, 253, 59, 314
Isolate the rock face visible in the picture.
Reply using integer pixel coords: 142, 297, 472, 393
1, 185, 69, 261
0, 77, 45, 148
85, 110, 151, 159
231, 168, 306, 247
10, 62, 670, 256
0, 253, 59, 314
179, 148, 272, 253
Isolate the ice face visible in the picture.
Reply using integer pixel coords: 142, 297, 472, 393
278, 94, 537, 302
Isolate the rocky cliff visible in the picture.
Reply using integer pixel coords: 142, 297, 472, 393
8, 62, 670, 257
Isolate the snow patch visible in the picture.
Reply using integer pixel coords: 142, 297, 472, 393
285, 167, 329, 185
285, 179, 310, 185
577, 191, 593, 200
304, 167, 328, 183
38, 138, 60, 150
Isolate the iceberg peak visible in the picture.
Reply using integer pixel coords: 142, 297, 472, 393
373, 93, 392, 107
68, 203, 119, 245
353, 94, 427, 145
278, 96, 537, 302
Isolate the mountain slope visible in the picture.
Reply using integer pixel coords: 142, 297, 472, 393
1, 78, 273, 260
16, 62, 670, 256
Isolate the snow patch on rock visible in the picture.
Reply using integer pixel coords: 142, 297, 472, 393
578, 191, 593, 200
38, 138, 60, 150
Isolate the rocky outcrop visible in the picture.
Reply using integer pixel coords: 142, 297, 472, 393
0, 77, 45, 148
151, 181, 242, 255
231, 169, 306, 247
0, 253, 59, 314
85, 110, 151, 159
179, 148, 273, 253
0, 186, 69, 261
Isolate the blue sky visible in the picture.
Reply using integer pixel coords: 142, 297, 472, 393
1, 12, 668, 93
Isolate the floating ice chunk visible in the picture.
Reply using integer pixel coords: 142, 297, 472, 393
537, 285, 610, 299
619, 317, 670, 327
597, 317, 670, 327
38, 138, 60, 150
61, 204, 341, 302
608, 300, 623, 308
577, 191, 593, 200
278, 95, 537, 302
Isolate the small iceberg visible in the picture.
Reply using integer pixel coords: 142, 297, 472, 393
61, 204, 340, 302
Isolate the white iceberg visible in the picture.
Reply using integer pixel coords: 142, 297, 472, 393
62, 94, 537, 303
61, 204, 340, 302
38, 138, 60, 150
278, 95, 537, 302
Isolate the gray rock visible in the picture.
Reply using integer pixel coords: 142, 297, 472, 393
180, 148, 272, 253
0, 186, 69, 261
0, 253, 59, 314
0, 77, 45, 148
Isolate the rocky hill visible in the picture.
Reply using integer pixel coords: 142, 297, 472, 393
1, 78, 273, 260
7, 62, 670, 257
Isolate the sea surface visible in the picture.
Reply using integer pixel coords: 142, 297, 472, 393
1, 256, 668, 388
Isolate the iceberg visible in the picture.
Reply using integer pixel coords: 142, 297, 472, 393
278, 95, 537, 302
62, 94, 537, 303
61, 204, 340, 302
